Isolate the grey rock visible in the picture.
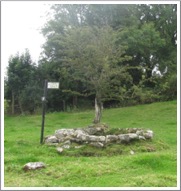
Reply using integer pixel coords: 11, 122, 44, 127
106, 135, 118, 143
74, 129, 87, 136
126, 128, 138, 133
118, 133, 138, 142
45, 135, 59, 143
136, 130, 144, 136
85, 124, 108, 135
70, 138, 82, 143
23, 162, 46, 171
56, 147, 64, 153
139, 135, 146, 140
62, 140, 71, 145
89, 135, 103, 142
127, 133, 139, 140
90, 142, 104, 148
55, 129, 75, 139
61, 140, 71, 149
62, 144, 70, 149
84, 127, 98, 135
143, 130, 153, 139
98, 136, 106, 142
76, 134, 89, 142
55, 129, 77, 143
117, 134, 130, 143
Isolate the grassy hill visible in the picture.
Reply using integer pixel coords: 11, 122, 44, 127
4, 100, 177, 187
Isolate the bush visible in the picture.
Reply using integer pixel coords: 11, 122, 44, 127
131, 85, 160, 104
156, 73, 177, 101
163, 73, 177, 100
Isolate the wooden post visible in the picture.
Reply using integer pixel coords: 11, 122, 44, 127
40, 80, 48, 144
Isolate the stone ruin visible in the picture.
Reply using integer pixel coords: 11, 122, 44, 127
44, 124, 153, 153
23, 125, 153, 171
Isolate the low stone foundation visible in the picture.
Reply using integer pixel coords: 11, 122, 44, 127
45, 124, 153, 151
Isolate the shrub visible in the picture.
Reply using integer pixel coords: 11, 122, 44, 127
131, 85, 159, 104
156, 73, 177, 101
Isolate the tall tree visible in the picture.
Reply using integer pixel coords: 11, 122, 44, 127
54, 26, 131, 123
85, 4, 138, 29
40, 3, 177, 114
6, 50, 41, 114
121, 22, 166, 87
136, 4, 177, 74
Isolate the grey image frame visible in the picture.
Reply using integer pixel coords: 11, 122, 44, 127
0, 0, 180, 190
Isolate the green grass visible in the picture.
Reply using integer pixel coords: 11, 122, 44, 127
4, 100, 177, 187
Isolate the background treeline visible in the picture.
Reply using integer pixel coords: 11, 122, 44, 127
4, 4, 177, 115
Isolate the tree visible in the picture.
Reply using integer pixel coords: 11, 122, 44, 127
6, 50, 41, 114
40, 3, 177, 115
136, 4, 177, 74
120, 22, 166, 87
84, 4, 138, 29
56, 26, 131, 123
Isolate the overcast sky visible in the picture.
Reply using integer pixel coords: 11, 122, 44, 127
1, 1, 51, 73
1, 1, 179, 76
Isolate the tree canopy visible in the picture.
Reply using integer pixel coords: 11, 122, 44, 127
5, 4, 177, 120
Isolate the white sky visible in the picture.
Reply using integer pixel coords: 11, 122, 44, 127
1, 1, 51, 73
1, 0, 179, 75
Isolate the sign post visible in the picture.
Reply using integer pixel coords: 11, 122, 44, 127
40, 80, 48, 144
47, 82, 59, 89
40, 80, 59, 144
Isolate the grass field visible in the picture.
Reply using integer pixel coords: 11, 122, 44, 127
4, 100, 177, 187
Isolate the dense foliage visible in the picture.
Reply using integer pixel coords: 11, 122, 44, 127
4, 4, 177, 116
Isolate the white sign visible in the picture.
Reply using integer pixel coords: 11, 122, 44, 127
47, 82, 59, 89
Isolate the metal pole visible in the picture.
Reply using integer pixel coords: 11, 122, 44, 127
40, 80, 48, 144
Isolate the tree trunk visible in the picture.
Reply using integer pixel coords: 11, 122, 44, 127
18, 97, 24, 115
73, 96, 78, 109
11, 91, 15, 115
63, 100, 66, 111
93, 97, 103, 124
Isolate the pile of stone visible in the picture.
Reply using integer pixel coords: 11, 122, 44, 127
44, 124, 153, 150
23, 125, 154, 171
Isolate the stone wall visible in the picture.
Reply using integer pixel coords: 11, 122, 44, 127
45, 124, 153, 149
